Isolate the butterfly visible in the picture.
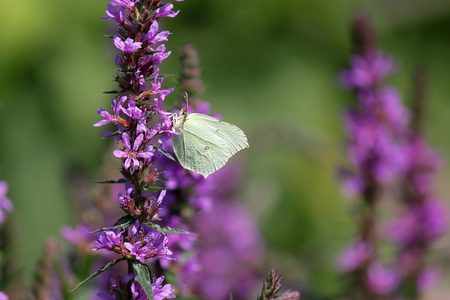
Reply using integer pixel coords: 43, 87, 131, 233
171, 108, 249, 178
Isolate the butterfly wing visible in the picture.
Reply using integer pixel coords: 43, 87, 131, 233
172, 113, 249, 178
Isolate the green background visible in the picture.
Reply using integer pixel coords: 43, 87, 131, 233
1, 0, 450, 298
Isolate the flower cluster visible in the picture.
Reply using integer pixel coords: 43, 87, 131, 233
337, 14, 446, 299
337, 16, 408, 296
87, 0, 185, 298
93, 221, 172, 263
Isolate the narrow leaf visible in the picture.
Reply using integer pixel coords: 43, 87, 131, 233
142, 185, 165, 192
103, 90, 124, 94
145, 223, 197, 236
95, 178, 129, 184
132, 261, 154, 300
71, 258, 123, 291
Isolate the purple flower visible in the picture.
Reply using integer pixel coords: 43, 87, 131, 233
366, 264, 399, 295
121, 100, 146, 120
151, 276, 176, 300
61, 223, 92, 245
339, 53, 395, 89
130, 71, 146, 91
144, 21, 170, 46
389, 200, 446, 244
101, 4, 125, 22
118, 184, 135, 208
151, 44, 171, 66
94, 96, 127, 127
111, 0, 139, 9
130, 276, 175, 300
113, 133, 154, 172
0, 181, 12, 224
155, 3, 180, 19
0, 292, 9, 300
125, 222, 173, 260
417, 268, 439, 291
337, 240, 372, 272
124, 241, 152, 262
113, 35, 142, 54
92, 230, 123, 251
404, 136, 442, 195
178, 201, 264, 300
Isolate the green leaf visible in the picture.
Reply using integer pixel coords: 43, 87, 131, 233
103, 90, 125, 94
142, 185, 165, 192
90, 215, 135, 233
153, 145, 176, 161
132, 261, 154, 300
71, 258, 124, 291
145, 223, 197, 236
100, 130, 123, 139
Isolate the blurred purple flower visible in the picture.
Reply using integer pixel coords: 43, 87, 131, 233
417, 268, 439, 291
0, 181, 12, 224
339, 53, 395, 89
337, 239, 372, 272
61, 223, 92, 246
390, 200, 446, 244
366, 264, 399, 295
179, 201, 264, 300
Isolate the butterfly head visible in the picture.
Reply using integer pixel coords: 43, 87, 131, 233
172, 109, 188, 132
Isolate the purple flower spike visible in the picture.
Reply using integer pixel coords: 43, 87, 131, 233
113, 35, 142, 54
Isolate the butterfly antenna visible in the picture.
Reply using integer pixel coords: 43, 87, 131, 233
181, 91, 190, 113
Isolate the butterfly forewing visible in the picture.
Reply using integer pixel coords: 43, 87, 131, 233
172, 112, 249, 178
186, 113, 249, 155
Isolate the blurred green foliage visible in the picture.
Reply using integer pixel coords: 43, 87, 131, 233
1, 0, 450, 298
